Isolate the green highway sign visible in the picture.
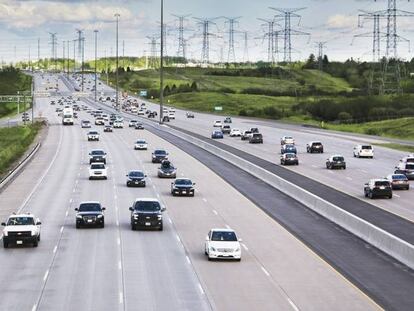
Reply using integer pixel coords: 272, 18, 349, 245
214, 106, 223, 111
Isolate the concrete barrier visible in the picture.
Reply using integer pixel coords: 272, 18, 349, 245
162, 125, 414, 270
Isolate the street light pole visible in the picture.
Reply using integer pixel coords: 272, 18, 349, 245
160, 0, 164, 124
94, 30, 98, 102
115, 13, 120, 110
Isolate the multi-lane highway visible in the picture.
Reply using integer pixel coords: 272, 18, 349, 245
1, 72, 414, 310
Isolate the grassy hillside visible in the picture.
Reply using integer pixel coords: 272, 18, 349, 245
0, 123, 42, 177
0, 67, 32, 95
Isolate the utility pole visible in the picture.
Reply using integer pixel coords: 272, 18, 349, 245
270, 7, 309, 63
37, 38, 40, 69
94, 30, 98, 102
193, 17, 218, 65
76, 29, 84, 90
160, 0, 164, 124
115, 13, 120, 110
105, 49, 109, 85
147, 35, 159, 68
48, 32, 57, 71
122, 39, 125, 69
67, 40, 70, 75
224, 17, 241, 63
62, 40, 65, 72
72, 39, 76, 73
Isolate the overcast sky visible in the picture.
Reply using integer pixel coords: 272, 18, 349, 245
1, 0, 414, 63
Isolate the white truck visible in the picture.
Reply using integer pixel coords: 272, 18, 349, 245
62, 107, 74, 125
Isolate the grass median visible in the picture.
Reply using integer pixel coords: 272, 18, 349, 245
0, 122, 42, 178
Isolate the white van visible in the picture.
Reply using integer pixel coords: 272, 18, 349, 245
353, 144, 374, 158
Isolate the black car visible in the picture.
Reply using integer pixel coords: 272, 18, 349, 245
148, 112, 156, 118
135, 123, 144, 130
75, 202, 105, 228
364, 179, 392, 199
306, 141, 324, 153
152, 149, 168, 163
249, 133, 263, 144
89, 149, 107, 164
158, 160, 177, 178
280, 153, 298, 165
129, 199, 166, 230
171, 178, 195, 196
186, 112, 195, 118
326, 155, 346, 169
162, 115, 170, 122
126, 170, 147, 187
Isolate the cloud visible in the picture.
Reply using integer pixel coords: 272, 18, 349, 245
326, 14, 357, 29
0, 0, 134, 29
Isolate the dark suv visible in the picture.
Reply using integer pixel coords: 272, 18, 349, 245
249, 133, 263, 144
171, 178, 195, 196
89, 149, 107, 164
75, 202, 105, 228
126, 170, 147, 187
129, 199, 166, 230
364, 179, 392, 199
306, 141, 324, 153
152, 149, 168, 163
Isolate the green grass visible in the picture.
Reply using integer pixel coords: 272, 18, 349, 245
0, 102, 30, 119
323, 117, 414, 141
374, 143, 414, 153
0, 123, 42, 177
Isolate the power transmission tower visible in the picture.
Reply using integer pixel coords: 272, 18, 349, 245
172, 14, 191, 61
270, 7, 309, 63
37, 38, 40, 65
372, 0, 413, 94
76, 29, 84, 72
257, 18, 280, 64
315, 41, 327, 71
147, 35, 159, 68
355, 11, 385, 62
243, 31, 249, 63
48, 32, 57, 71
224, 17, 241, 63
193, 17, 219, 65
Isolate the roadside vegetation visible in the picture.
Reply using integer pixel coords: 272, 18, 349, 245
374, 143, 414, 153
0, 123, 42, 178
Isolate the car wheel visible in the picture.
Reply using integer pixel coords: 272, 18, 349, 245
38, 234, 41, 241
406, 186, 410, 190
389, 194, 392, 199
369, 192, 373, 199
236, 258, 241, 262
76, 223, 80, 229
159, 224, 163, 231
33, 240, 38, 247
190, 192, 195, 197
364, 191, 368, 197
207, 256, 212, 261
101, 222, 105, 228
343, 166, 346, 170
3, 240, 8, 248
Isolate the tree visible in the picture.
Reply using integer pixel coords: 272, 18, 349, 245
190, 81, 198, 91
304, 53, 317, 69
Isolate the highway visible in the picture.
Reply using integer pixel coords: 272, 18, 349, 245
0, 73, 391, 310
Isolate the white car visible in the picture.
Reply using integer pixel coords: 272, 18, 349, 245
89, 163, 108, 180
353, 144, 374, 158
1, 214, 41, 248
102, 114, 109, 121
137, 110, 145, 116
229, 128, 242, 137
134, 139, 148, 150
204, 228, 241, 261
87, 131, 99, 141
129, 120, 138, 127
130, 107, 138, 113
113, 121, 124, 128
168, 113, 175, 120
213, 120, 223, 128
281, 136, 295, 145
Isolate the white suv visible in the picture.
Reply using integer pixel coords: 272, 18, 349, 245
2, 214, 41, 248
281, 136, 295, 145
204, 228, 241, 261
87, 131, 99, 141
353, 144, 374, 158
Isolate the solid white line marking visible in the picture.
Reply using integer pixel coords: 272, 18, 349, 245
394, 194, 400, 198
119, 292, 123, 304
53, 245, 57, 253
43, 270, 49, 281
176, 234, 181, 243
212, 210, 218, 215
60, 226, 64, 233
287, 298, 300, 311
241, 243, 248, 251
186, 256, 191, 264
261, 267, 270, 277
117, 238, 121, 245
118, 261, 122, 270
32, 305, 37, 311
198, 284, 205, 295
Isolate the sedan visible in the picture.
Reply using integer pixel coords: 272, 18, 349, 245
135, 123, 145, 130
104, 125, 113, 132
158, 160, 177, 178
213, 120, 223, 127
204, 228, 241, 261
229, 129, 241, 137
171, 178, 195, 196
386, 174, 409, 190
280, 153, 298, 165
211, 130, 224, 139
152, 149, 168, 163
89, 163, 107, 180
281, 144, 297, 154
129, 120, 138, 127
186, 112, 195, 118
126, 170, 147, 187
81, 120, 91, 128
134, 139, 148, 150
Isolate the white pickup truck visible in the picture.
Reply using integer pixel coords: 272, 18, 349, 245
2, 214, 41, 248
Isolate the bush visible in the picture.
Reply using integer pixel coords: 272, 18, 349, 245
262, 106, 283, 119
337, 111, 352, 122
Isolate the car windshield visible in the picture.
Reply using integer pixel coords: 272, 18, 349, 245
284, 136, 293, 140
211, 231, 237, 242
91, 164, 105, 169
253, 134, 262, 138
333, 156, 344, 161
91, 150, 104, 155
313, 142, 322, 146
134, 201, 161, 211
285, 145, 295, 150
129, 171, 144, 177
79, 203, 102, 212
89, 131, 98, 135
161, 161, 174, 169
374, 181, 389, 187
392, 175, 407, 180
406, 164, 414, 170
155, 150, 166, 156
406, 158, 414, 163
136, 140, 146, 144
7, 217, 34, 226
175, 179, 192, 185
362, 145, 372, 150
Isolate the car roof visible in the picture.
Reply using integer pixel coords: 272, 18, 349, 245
210, 228, 236, 233
134, 198, 159, 203
330, 154, 344, 157
79, 201, 101, 205
370, 178, 388, 182
91, 149, 105, 152
129, 170, 144, 173
8, 213, 35, 218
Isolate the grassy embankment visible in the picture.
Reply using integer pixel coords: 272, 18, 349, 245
110, 67, 414, 141
0, 67, 32, 119
0, 122, 42, 177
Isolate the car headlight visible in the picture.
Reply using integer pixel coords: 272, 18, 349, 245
31, 230, 37, 236
133, 214, 139, 219
157, 215, 162, 220
76, 215, 83, 219
3, 230, 8, 236
234, 248, 240, 252
210, 247, 216, 252
97, 215, 103, 218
